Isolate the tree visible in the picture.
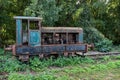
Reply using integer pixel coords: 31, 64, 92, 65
105, 0, 120, 44
24, 0, 60, 26
0, 0, 30, 47
55, 0, 81, 26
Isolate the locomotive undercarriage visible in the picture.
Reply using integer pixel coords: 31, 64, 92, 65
15, 44, 89, 61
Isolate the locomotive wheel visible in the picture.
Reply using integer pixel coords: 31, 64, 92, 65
68, 52, 76, 57
19, 52, 29, 61
64, 52, 68, 57
39, 54, 44, 59
71, 52, 76, 56
19, 55, 29, 62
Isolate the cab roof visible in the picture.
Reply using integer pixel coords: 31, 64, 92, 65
42, 27, 82, 33
14, 16, 42, 21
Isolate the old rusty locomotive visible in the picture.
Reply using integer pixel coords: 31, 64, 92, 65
5, 16, 92, 61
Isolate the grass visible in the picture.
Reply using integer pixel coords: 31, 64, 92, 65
0, 48, 120, 80
111, 45, 120, 52
7, 64, 120, 80
75, 68, 120, 80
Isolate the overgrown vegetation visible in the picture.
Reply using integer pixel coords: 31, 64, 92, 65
0, 0, 120, 48
84, 27, 113, 52
8, 73, 56, 80
0, 54, 94, 73
6, 57, 120, 80
0, 48, 120, 80
29, 56, 94, 71
111, 45, 120, 52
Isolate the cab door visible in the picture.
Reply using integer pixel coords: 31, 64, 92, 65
29, 30, 41, 46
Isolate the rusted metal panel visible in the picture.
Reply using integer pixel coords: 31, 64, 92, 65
79, 31, 83, 43
16, 46, 41, 54
16, 44, 88, 55
66, 44, 86, 52
42, 45, 65, 53
29, 30, 41, 46
16, 19, 22, 45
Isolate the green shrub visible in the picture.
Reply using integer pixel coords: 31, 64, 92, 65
115, 61, 120, 68
8, 73, 34, 80
0, 54, 28, 73
102, 56, 111, 61
95, 38, 112, 52
29, 56, 95, 71
0, 38, 2, 47
80, 57, 94, 63
51, 56, 94, 67
111, 45, 120, 52
57, 75, 69, 80
94, 64, 107, 71
84, 27, 112, 52
0, 48, 4, 55
107, 62, 118, 69
3, 58, 22, 72
52, 57, 66, 67
4, 39, 15, 45
35, 73, 56, 80
114, 56, 120, 59
29, 57, 44, 71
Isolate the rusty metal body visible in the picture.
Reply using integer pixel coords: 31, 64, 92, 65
4, 16, 92, 61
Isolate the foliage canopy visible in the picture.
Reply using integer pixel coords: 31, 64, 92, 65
0, 0, 120, 49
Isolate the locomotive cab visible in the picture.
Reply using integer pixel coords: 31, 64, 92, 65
14, 16, 42, 47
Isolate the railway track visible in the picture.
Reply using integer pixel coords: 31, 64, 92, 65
83, 51, 120, 59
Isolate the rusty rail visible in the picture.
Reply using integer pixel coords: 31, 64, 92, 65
83, 51, 120, 59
